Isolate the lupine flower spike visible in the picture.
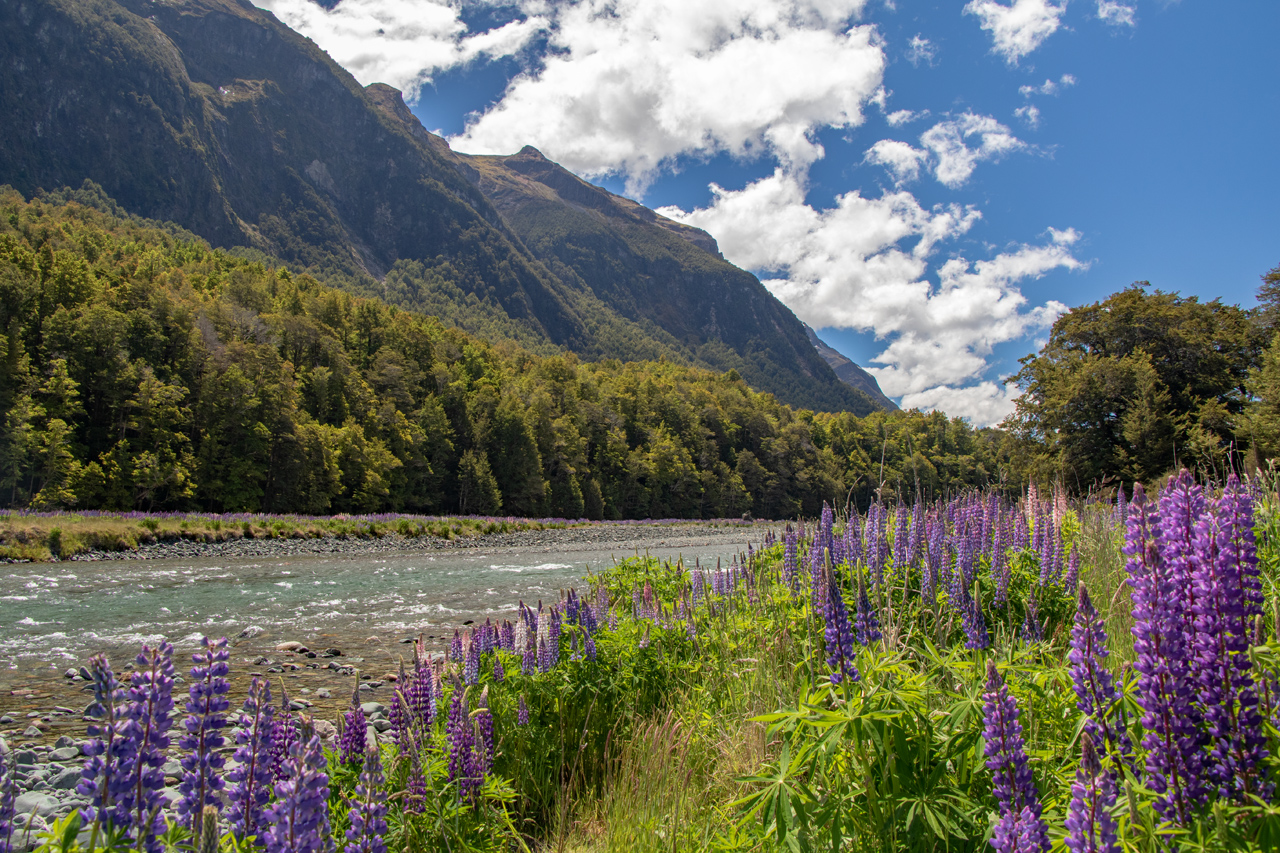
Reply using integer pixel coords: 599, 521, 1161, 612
344, 746, 389, 853
262, 736, 330, 853
1068, 586, 1130, 769
982, 661, 1048, 853
340, 673, 368, 766
226, 677, 275, 845
178, 636, 231, 837
125, 642, 177, 853
1064, 734, 1119, 853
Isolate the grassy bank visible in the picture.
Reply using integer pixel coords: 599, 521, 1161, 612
13, 479, 1280, 853
0, 512, 753, 562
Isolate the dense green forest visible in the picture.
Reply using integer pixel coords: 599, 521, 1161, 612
0, 189, 1009, 518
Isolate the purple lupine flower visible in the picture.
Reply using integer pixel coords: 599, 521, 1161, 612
1191, 477, 1269, 798
493, 651, 505, 682
0, 735, 16, 853
226, 677, 275, 845
892, 505, 908, 574
822, 559, 860, 685
585, 630, 597, 661
992, 517, 1009, 606
344, 746, 388, 853
1126, 482, 1205, 824
1068, 586, 1131, 769
517, 695, 529, 727
1065, 545, 1080, 594
907, 502, 924, 567
1116, 483, 1127, 525
262, 736, 330, 853
177, 637, 231, 834
446, 684, 481, 802
1038, 513, 1056, 586
1021, 594, 1042, 644
267, 684, 299, 784
340, 678, 368, 766
782, 528, 799, 594
549, 606, 562, 667
449, 629, 463, 663
982, 662, 1048, 852
1013, 512, 1029, 552
476, 686, 495, 774
1064, 734, 1119, 853
500, 620, 515, 651
1158, 470, 1205, 651
990, 806, 1044, 853
854, 571, 880, 646
78, 653, 136, 834
963, 591, 990, 650
463, 632, 480, 686
124, 642, 176, 853
404, 744, 427, 815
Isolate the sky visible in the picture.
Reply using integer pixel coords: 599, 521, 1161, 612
257, 0, 1280, 426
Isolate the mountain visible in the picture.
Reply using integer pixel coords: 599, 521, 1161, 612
0, 0, 886, 415
802, 325, 898, 411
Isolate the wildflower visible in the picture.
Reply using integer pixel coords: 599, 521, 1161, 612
177, 637, 231, 835
1192, 476, 1269, 798
1126, 482, 1204, 823
1064, 735, 1119, 853
854, 570, 880, 646
517, 695, 529, 726
1068, 587, 1131, 768
225, 677, 275, 844
124, 642, 177, 853
782, 528, 798, 594
822, 557, 860, 685
262, 736, 330, 853
78, 654, 136, 833
344, 746, 389, 853
339, 676, 368, 766
982, 661, 1048, 852
267, 683, 299, 784
476, 686, 495, 773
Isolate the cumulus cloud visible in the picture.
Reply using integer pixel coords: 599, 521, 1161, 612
885, 108, 927, 126
449, 0, 884, 192
964, 0, 1068, 64
1097, 1, 1137, 26
257, 0, 545, 99
906, 34, 937, 66
867, 113, 1026, 187
1019, 74, 1077, 97
658, 172, 1081, 425
1015, 104, 1041, 127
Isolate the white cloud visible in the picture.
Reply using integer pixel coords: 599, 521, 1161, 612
964, 0, 1068, 64
865, 113, 1026, 187
658, 172, 1081, 426
898, 382, 1021, 425
886, 109, 927, 126
449, 0, 884, 193
920, 113, 1026, 187
257, 0, 546, 99
1019, 74, 1077, 97
1097, 0, 1137, 26
865, 139, 927, 183
1015, 104, 1041, 127
906, 34, 937, 66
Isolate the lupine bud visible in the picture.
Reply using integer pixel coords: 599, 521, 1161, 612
197, 805, 219, 853
339, 676, 368, 766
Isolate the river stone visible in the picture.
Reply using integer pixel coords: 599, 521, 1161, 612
0, 715, 13, 724
23, 726, 41, 738
64, 668, 78, 679
54, 736, 75, 749
312, 720, 336, 740
360, 702, 387, 717
315, 688, 331, 699
15, 750, 38, 766
15, 791, 60, 818
371, 719, 392, 733
238, 626, 265, 639
0, 736, 9, 756
50, 747, 80, 762
162, 759, 182, 777
275, 642, 308, 653
49, 767, 81, 790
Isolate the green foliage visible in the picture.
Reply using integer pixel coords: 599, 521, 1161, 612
1006, 283, 1265, 487
0, 189, 1010, 517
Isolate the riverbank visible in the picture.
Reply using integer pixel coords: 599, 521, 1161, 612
0, 511, 763, 563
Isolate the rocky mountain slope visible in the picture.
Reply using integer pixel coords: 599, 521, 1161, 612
0, 0, 891, 414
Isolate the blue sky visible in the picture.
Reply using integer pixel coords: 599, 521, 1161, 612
260, 0, 1279, 424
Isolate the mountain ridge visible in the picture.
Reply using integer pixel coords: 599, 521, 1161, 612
0, 0, 888, 414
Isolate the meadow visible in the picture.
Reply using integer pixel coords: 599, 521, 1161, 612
3, 472, 1278, 853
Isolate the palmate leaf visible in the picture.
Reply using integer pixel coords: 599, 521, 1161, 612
732, 739, 817, 848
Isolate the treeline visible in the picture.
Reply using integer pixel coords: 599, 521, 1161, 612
1006, 275, 1280, 488
0, 189, 1011, 518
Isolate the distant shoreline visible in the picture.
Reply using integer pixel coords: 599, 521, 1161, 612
0, 513, 776, 564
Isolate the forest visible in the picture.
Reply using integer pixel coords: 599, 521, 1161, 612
0, 188, 1006, 520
